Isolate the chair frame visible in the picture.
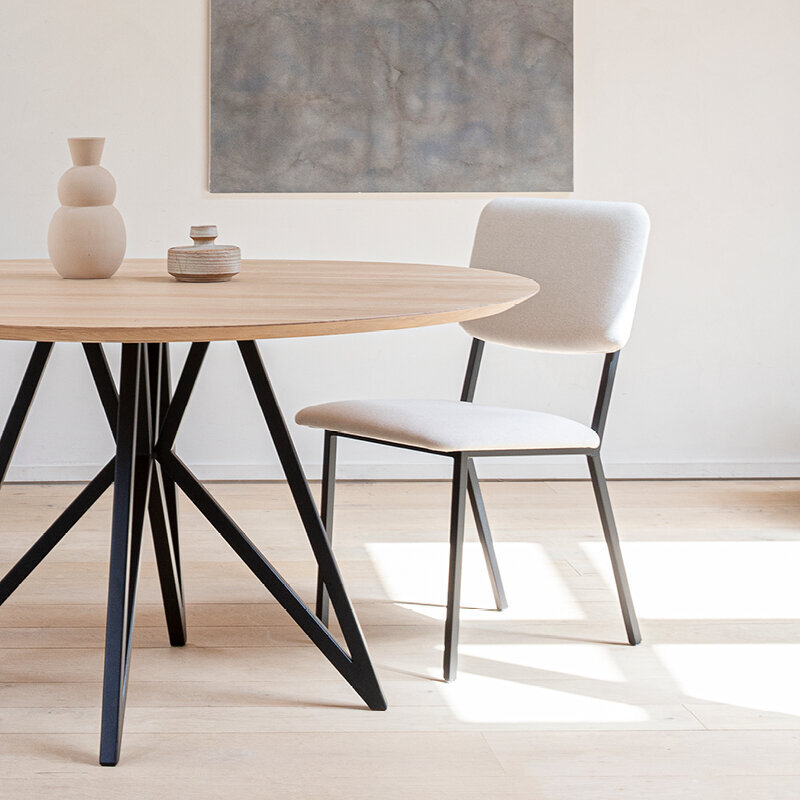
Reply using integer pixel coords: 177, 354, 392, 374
315, 337, 641, 681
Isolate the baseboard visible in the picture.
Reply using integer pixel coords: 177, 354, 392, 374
4, 460, 800, 482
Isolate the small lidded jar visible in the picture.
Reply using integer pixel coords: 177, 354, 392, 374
167, 225, 240, 282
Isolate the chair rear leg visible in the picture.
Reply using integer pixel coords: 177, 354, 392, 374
466, 459, 507, 610
315, 431, 337, 626
444, 454, 468, 681
587, 454, 641, 645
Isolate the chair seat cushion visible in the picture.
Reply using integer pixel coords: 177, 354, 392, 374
295, 399, 600, 453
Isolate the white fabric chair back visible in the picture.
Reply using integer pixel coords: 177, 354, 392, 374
460, 198, 650, 354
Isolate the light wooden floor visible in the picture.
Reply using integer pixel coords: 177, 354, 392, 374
1, 478, 799, 798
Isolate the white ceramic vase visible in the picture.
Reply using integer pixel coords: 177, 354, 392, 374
47, 137, 126, 279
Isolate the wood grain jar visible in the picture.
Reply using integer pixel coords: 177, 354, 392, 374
167, 226, 240, 282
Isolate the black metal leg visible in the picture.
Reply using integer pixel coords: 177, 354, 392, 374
315, 431, 337, 625
147, 344, 186, 646
82, 343, 119, 433
2, 338, 387, 766
157, 345, 182, 583
466, 459, 507, 611
587, 453, 641, 646
0, 459, 115, 606
155, 342, 209, 453
100, 344, 148, 766
160, 450, 385, 710
127, 348, 154, 634
444, 453, 468, 682
0, 342, 53, 486
236, 340, 385, 709
0, 343, 116, 607
83, 342, 187, 646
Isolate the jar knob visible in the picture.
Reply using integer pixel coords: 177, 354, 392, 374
190, 225, 218, 247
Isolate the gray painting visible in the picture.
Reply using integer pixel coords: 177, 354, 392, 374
210, 0, 573, 193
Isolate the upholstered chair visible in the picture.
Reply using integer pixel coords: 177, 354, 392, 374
296, 198, 651, 680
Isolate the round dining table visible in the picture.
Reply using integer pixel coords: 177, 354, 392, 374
0, 258, 538, 765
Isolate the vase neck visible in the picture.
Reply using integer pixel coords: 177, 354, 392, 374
68, 137, 105, 166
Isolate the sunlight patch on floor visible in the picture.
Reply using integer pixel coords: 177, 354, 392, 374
434, 670, 647, 724
654, 644, 800, 717
366, 542, 584, 620
583, 541, 800, 619
456, 643, 626, 682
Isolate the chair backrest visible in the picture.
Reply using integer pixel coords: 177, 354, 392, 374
460, 198, 650, 354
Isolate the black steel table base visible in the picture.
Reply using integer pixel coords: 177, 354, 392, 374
0, 340, 385, 766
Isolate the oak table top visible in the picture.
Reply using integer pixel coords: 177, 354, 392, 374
0, 259, 539, 343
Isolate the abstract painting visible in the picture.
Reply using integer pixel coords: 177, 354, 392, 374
210, 0, 572, 192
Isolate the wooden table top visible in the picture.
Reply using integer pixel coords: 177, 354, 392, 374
0, 259, 538, 343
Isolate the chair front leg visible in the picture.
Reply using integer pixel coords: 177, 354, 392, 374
444, 453, 468, 681
587, 453, 641, 645
315, 431, 337, 625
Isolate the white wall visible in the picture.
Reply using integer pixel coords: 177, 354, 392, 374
1, 0, 798, 481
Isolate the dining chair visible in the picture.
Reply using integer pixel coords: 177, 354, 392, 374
296, 198, 651, 680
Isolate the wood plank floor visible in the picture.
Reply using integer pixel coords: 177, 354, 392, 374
1, 478, 799, 798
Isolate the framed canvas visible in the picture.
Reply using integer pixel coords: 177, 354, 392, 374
210, 0, 573, 192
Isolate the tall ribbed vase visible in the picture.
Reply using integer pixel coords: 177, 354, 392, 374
47, 137, 126, 279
